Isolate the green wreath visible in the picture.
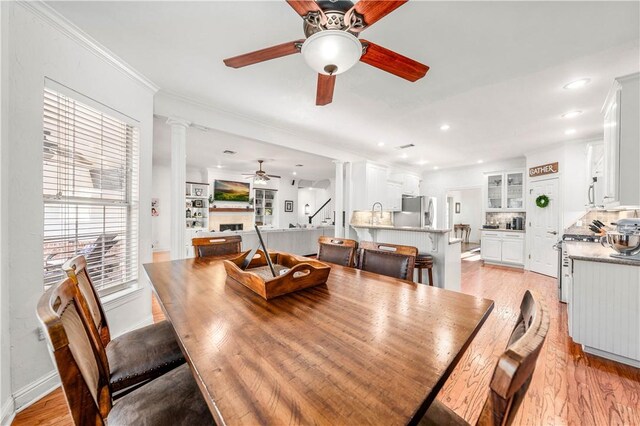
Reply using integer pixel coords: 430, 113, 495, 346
535, 194, 550, 208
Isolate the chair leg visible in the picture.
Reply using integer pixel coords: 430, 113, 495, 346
418, 267, 423, 284
427, 267, 433, 286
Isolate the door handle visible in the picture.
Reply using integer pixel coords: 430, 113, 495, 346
547, 231, 558, 235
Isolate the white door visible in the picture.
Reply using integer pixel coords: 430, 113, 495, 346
529, 178, 560, 277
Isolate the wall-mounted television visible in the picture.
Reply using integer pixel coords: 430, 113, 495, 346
213, 180, 250, 202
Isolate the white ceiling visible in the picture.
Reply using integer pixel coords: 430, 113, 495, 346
153, 116, 336, 180
49, 1, 640, 169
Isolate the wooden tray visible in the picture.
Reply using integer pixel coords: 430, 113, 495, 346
223, 250, 331, 300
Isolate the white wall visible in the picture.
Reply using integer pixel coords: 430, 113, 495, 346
4, 2, 155, 410
422, 158, 527, 229
0, 2, 13, 423
448, 188, 483, 242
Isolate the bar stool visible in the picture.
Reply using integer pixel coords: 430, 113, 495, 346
415, 252, 434, 286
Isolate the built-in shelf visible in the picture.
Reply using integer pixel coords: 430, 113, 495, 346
209, 207, 255, 212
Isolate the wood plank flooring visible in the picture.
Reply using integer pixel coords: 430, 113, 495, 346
12, 252, 640, 425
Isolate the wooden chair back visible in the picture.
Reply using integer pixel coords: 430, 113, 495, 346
317, 236, 358, 267
36, 277, 112, 425
477, 290, 550, 426
357, 241, 418, 281
192, 235, 242, 258
62, 255, 111, 346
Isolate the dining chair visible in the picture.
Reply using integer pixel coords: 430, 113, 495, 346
62, 255, 185, 394
192, 235, 242, 258
317, 236, 358, 267
36, 277, 213, 426
357, 241, 418, 280
419, 290, 550, 426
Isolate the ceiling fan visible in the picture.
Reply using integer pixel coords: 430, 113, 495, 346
223, 0, 429, 106
243, 160, 282, 184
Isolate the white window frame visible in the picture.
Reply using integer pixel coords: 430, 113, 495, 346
42, 79, 140, 296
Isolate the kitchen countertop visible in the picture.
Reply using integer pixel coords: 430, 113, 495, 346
350, 224, 450, 234
479, 228, 526, 233
198, 226, 334, 235
565, 241, 640, 266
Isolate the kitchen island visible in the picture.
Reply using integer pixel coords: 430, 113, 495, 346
351, 224, 461, 292
192, 226, 335, 258
566, 241, 640, 367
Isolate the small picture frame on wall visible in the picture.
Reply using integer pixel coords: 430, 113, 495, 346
284, 200, 294, 212
151, 198, 159, 216
455, 202, 461, 214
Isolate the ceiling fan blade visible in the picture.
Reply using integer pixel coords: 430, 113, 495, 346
285, 0, 324, 18
223, 40, 304, 68
360, 40, 429, 82
267, 174, 282, 179
316, 73, 336, 106
349, 0, 407, 30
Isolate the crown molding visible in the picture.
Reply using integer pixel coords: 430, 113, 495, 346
16, 1, 159, 93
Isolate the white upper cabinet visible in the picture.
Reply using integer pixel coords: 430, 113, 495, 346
386, 181, 403, 212
351, 161, 389, 211
389, 172, 421, 196
602, 73, 640, 208
485, 170, 525, 212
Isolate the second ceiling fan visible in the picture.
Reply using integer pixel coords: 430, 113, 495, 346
223, 0, 429, 106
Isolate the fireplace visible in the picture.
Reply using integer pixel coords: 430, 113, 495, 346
220, 223, 243, 232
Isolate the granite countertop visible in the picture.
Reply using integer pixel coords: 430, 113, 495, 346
479, 228, 526, 233
350, 224, 450, 234
566, 241, 640, 266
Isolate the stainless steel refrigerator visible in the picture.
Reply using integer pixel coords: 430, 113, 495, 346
393, 196, 426, 228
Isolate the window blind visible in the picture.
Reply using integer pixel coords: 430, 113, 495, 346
43, 87, 139, 294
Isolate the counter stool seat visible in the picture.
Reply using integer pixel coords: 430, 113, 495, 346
415, 252, 434, 286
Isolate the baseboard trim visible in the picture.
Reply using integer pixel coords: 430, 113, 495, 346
13, 370, 60, 412
1, 396, 16, 426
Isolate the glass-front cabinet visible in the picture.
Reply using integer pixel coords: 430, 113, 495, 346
505, 172, 524, 210
485, 170, 525, 212
487, 174, 504, 210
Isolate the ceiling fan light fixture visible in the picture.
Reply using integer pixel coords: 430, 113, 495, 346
301, 30, 362, 75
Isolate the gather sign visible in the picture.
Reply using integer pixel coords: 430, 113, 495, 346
529, 162, 559, 177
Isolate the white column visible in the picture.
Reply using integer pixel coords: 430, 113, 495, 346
167, 117, 190, 260
334, 160, 344, 238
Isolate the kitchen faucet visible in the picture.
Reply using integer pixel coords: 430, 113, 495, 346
371, 202, 383, 225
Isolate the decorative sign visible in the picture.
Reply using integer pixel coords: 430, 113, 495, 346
529, 162, 559, 177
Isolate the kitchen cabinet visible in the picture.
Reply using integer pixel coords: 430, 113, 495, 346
481, 230, 525, 266
602, 73, 640, 208
386, 181, 403, 212
351, 161, 389, 211
586, 141, 605, 207
485, 171, 525, 212
389, 172, 421, 196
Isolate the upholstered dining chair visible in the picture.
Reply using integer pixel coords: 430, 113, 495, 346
357, 241, 418, 281
317, 236, 358, 267
62, 255, 185, 395
419, 290, 550, 426
36, 277, 213, 426
192, 235, 242, 258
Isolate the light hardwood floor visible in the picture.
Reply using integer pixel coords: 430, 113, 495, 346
12, 253, 640, 425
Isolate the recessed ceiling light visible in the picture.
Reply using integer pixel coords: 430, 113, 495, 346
563, 78, 590, 90
400, 153, 408, 159
440, 124, 450, 131
292, 171, 297, 176
477, 160, 483, 164
565, 129, 577, 135
216, 165, 223, 169
433, 166, 439, 170
417, 160, 428, 165
561, 110, 583, 119
377, 142, 385, 147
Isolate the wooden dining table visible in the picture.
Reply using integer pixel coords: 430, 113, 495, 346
143, 255, 494, 425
